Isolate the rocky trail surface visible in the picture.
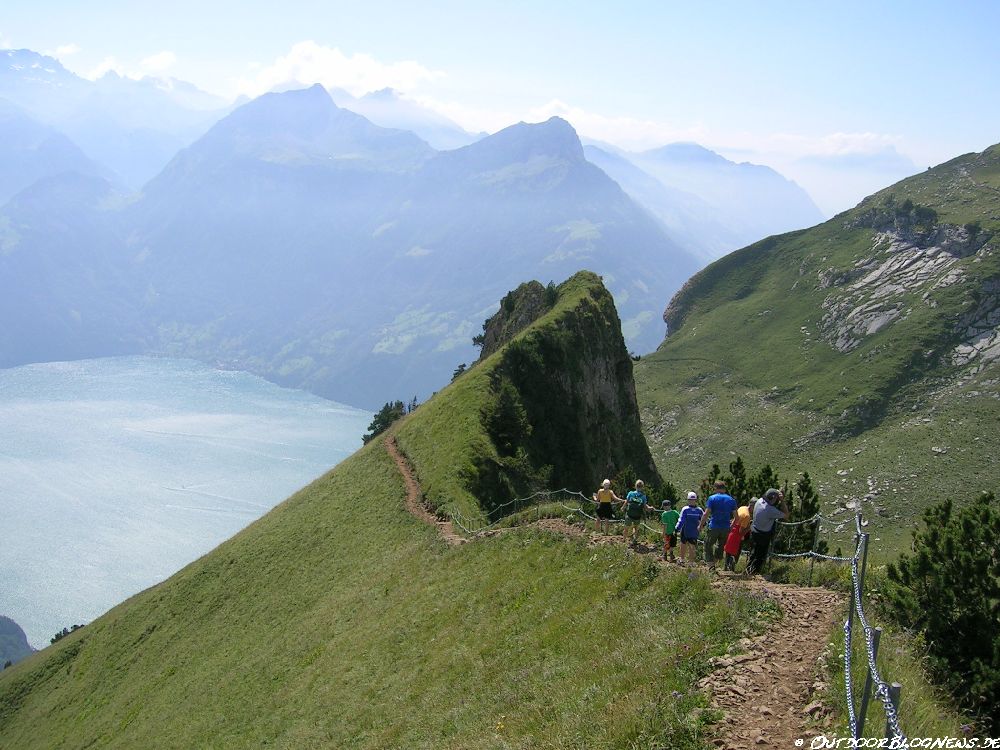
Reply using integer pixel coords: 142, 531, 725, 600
700, 577, 842, 749
386, 437, 843, 747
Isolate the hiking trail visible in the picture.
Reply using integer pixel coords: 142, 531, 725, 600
386, 436, 843, 747
386, 436, 466, 546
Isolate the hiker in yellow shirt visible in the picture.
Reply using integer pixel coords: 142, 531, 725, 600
591, 478, 622, 534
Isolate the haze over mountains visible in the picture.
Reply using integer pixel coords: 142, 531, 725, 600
0, 49, 228, 187
1, 47, 823, 407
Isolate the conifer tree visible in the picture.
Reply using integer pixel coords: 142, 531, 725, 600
748, 464, 778, 499
699, 464, 722, 501
482, 376, 530, 457
884, 492, 1000, 730
362, 400, 406, 444
728, 456, 751, 505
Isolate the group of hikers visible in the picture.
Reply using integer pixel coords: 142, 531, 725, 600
591, 478, 790, 574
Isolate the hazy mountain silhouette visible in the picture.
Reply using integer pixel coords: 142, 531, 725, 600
631, 142, 824, 246
583, 143, 744, 261
0, 98, 112, 203
331, 86, 481, 150
0, 48, 227, 187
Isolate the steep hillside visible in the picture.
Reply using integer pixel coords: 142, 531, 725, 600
396, 272, 659, 522
636, 143, 1000, 551
0, 272, 759, 749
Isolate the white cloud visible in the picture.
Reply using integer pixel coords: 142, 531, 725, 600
141, 50, 176, 73
761, 131, 907, 160
50, 43, 81, 58
236, 41, 444, 99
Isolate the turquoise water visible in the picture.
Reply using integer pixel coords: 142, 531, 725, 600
0, 357, 372, 649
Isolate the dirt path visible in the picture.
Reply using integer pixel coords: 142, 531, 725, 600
699, 575, 842, 749
385, 436, 466, 546
385, 438, 842, 745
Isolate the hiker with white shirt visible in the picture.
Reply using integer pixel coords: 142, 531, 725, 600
745, 488, 789, 575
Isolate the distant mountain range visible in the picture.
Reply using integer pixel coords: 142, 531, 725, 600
0, 98, 110, 203
0, 49, 228, 187
585, 140, 824, 261
0, 47, 828, 407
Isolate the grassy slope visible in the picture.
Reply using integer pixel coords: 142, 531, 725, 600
0, 276, 769, 749
636, 145, 1000, 553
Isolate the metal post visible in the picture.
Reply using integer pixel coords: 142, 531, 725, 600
884, 682, 902, 739
857, 626, 882, 737
809, 516, 820, 586
848, 533, 858, 741
859, 533, 871, 600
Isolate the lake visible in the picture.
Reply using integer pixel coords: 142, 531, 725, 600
0, 357, 372, 649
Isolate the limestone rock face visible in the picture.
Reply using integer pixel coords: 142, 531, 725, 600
818, 225, 992, 354
952, 278, 1000, 369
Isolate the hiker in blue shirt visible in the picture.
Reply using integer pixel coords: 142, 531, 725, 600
675, 491, 704, 565
621, 480, 651, 547
699, 479, 737, 571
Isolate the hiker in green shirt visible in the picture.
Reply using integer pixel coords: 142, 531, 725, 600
660, 500, 680, 562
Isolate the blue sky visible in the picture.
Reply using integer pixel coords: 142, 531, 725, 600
3, 0, 998, 214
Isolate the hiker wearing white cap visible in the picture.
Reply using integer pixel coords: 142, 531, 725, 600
591, 478, 621, 534
675, 491, 704, 564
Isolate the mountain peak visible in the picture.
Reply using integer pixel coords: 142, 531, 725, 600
222, 84, 340, 132
486, 116, 584, 162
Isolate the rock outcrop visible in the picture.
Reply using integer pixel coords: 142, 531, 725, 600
818, 225, 993, 354
473, 272, 661, 508
477, 280, 553, 360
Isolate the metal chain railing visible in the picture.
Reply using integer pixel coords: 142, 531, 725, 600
763, 509, 908, 746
